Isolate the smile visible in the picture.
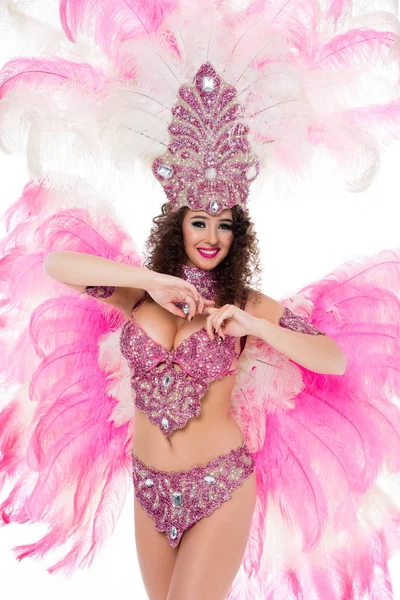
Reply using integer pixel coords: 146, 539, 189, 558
196, 248, 220, 259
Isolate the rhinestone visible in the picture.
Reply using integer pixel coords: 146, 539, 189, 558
202, 76, 215, 93
162, 374, 172, 387
170, 526, 178, 540
246, 164, 257, 181
205, 167, 217, 181
157, 164, 173, 179
210, 199, 219, 213
172, 492, 183, 507
182, 303, 190, 315
162, 417, 169, 429
204, 475, 216, 484
145, 478, 154, 487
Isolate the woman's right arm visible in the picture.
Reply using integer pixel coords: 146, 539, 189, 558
43, 251, 213, 319
43, 251, 149, 316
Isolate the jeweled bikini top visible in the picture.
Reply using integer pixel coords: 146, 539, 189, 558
86, 265, 325, 437
119, 265, 246, 437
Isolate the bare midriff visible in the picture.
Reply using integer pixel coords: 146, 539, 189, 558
131, 340, 245, 472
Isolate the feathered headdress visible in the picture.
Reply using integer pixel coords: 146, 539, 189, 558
2, 3, 400, 599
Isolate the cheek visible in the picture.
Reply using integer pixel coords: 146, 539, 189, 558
222, 232, 234, 249
183, 225, 200, 246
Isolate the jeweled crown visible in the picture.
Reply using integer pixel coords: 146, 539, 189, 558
152, 62, 259, 216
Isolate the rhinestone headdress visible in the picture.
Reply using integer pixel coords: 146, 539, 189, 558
152, 62, 259, 216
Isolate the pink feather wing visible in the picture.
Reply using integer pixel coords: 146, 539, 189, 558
229, 249, 400, 599
0, 181, 141, 575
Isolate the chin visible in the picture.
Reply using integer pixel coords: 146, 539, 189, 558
192, 255, 225, 269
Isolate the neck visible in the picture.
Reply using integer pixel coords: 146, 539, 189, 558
180, 264, 218, 300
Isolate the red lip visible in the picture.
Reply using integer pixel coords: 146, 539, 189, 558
196, 248, 220, 259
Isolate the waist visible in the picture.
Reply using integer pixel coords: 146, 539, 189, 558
132, 405, 244, 472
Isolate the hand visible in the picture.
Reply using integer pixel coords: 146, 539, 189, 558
145, 272, 214, 320
203, 304, 259, 340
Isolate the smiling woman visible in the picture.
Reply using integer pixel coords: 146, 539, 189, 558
182, 210, 234, 264
2, 1, 400, 599
144, 202, 262, 310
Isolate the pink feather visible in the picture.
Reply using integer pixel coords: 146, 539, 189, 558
228, 249, 400, 598
0, 57, 106, 100
59, 0, 177, 57
0, 181, 141, 574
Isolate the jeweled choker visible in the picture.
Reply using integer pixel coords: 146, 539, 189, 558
180, 264, 218, 300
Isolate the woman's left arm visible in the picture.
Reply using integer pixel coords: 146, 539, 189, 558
204, 292, 347, 376
246, 292, 347, 375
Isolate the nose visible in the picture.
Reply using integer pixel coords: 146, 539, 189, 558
204, 225, 219, 246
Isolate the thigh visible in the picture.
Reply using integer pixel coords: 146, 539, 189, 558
134, 496, 179, 600
167, 471, 257, 600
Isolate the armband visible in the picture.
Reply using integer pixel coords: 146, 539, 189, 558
85, 286, 116, 299
278, 306, 325, 336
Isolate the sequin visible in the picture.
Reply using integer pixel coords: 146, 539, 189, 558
120, 266, 240, 436
279, 306, 325, 336
132, 441, 255, 548
85, 286, 115, 298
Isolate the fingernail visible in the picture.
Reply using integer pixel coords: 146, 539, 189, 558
219, 335, 223, 341
189, 316, 193, 321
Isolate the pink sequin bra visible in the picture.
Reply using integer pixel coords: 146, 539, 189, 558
119, 293, 242, 436
85, 266, 325, 437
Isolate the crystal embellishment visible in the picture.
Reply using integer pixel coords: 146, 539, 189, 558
162, 374, 172, 387
205, 167, 217, 181
182, 303, 190, 315
152, 62, 259, 215
202, 76, 215, 93
210, 199, 219, 213
246, 164, 258, 180
145, 478, 154, 487
172, 492, 183, 507
132, 444, 255, 548
204, 475, 216, 484
157, 164, 173, 179
162, 417, 169, 429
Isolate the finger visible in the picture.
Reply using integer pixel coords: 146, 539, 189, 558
214, 306, 234, 338
204, 299, 215, 306
202, 305, 218, 316
185, 295, 197, 320
166, 303, 188, 318
197, 294, 204, 314
206, 313, 216, 340
188, 284, 201, 307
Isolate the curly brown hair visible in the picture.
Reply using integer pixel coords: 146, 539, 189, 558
143, 203, 262, 308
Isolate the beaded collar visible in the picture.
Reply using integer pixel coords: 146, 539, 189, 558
180, 264, 218, 300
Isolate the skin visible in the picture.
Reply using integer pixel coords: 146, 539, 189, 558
52, 208, 345, 599
133, 208, 259, 600
46, 205, 346, 599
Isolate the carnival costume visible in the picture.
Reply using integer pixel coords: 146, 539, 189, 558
1, 1, 400, 599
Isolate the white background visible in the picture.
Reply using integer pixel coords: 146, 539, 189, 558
1, 2, 400, 599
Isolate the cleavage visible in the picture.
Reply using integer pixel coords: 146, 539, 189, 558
133, 302, 206, 352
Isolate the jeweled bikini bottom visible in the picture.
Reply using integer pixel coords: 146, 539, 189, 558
131, 440, 256, 548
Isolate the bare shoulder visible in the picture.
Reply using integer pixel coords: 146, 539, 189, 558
242, 288, 285, 325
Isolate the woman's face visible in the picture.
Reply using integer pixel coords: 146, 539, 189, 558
182, 208, 234, 269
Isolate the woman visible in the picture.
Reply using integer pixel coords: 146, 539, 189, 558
2, 1, 400, 598
44, 202, 345, 599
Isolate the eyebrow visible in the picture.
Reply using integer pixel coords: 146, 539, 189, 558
190, 215, 233, 223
